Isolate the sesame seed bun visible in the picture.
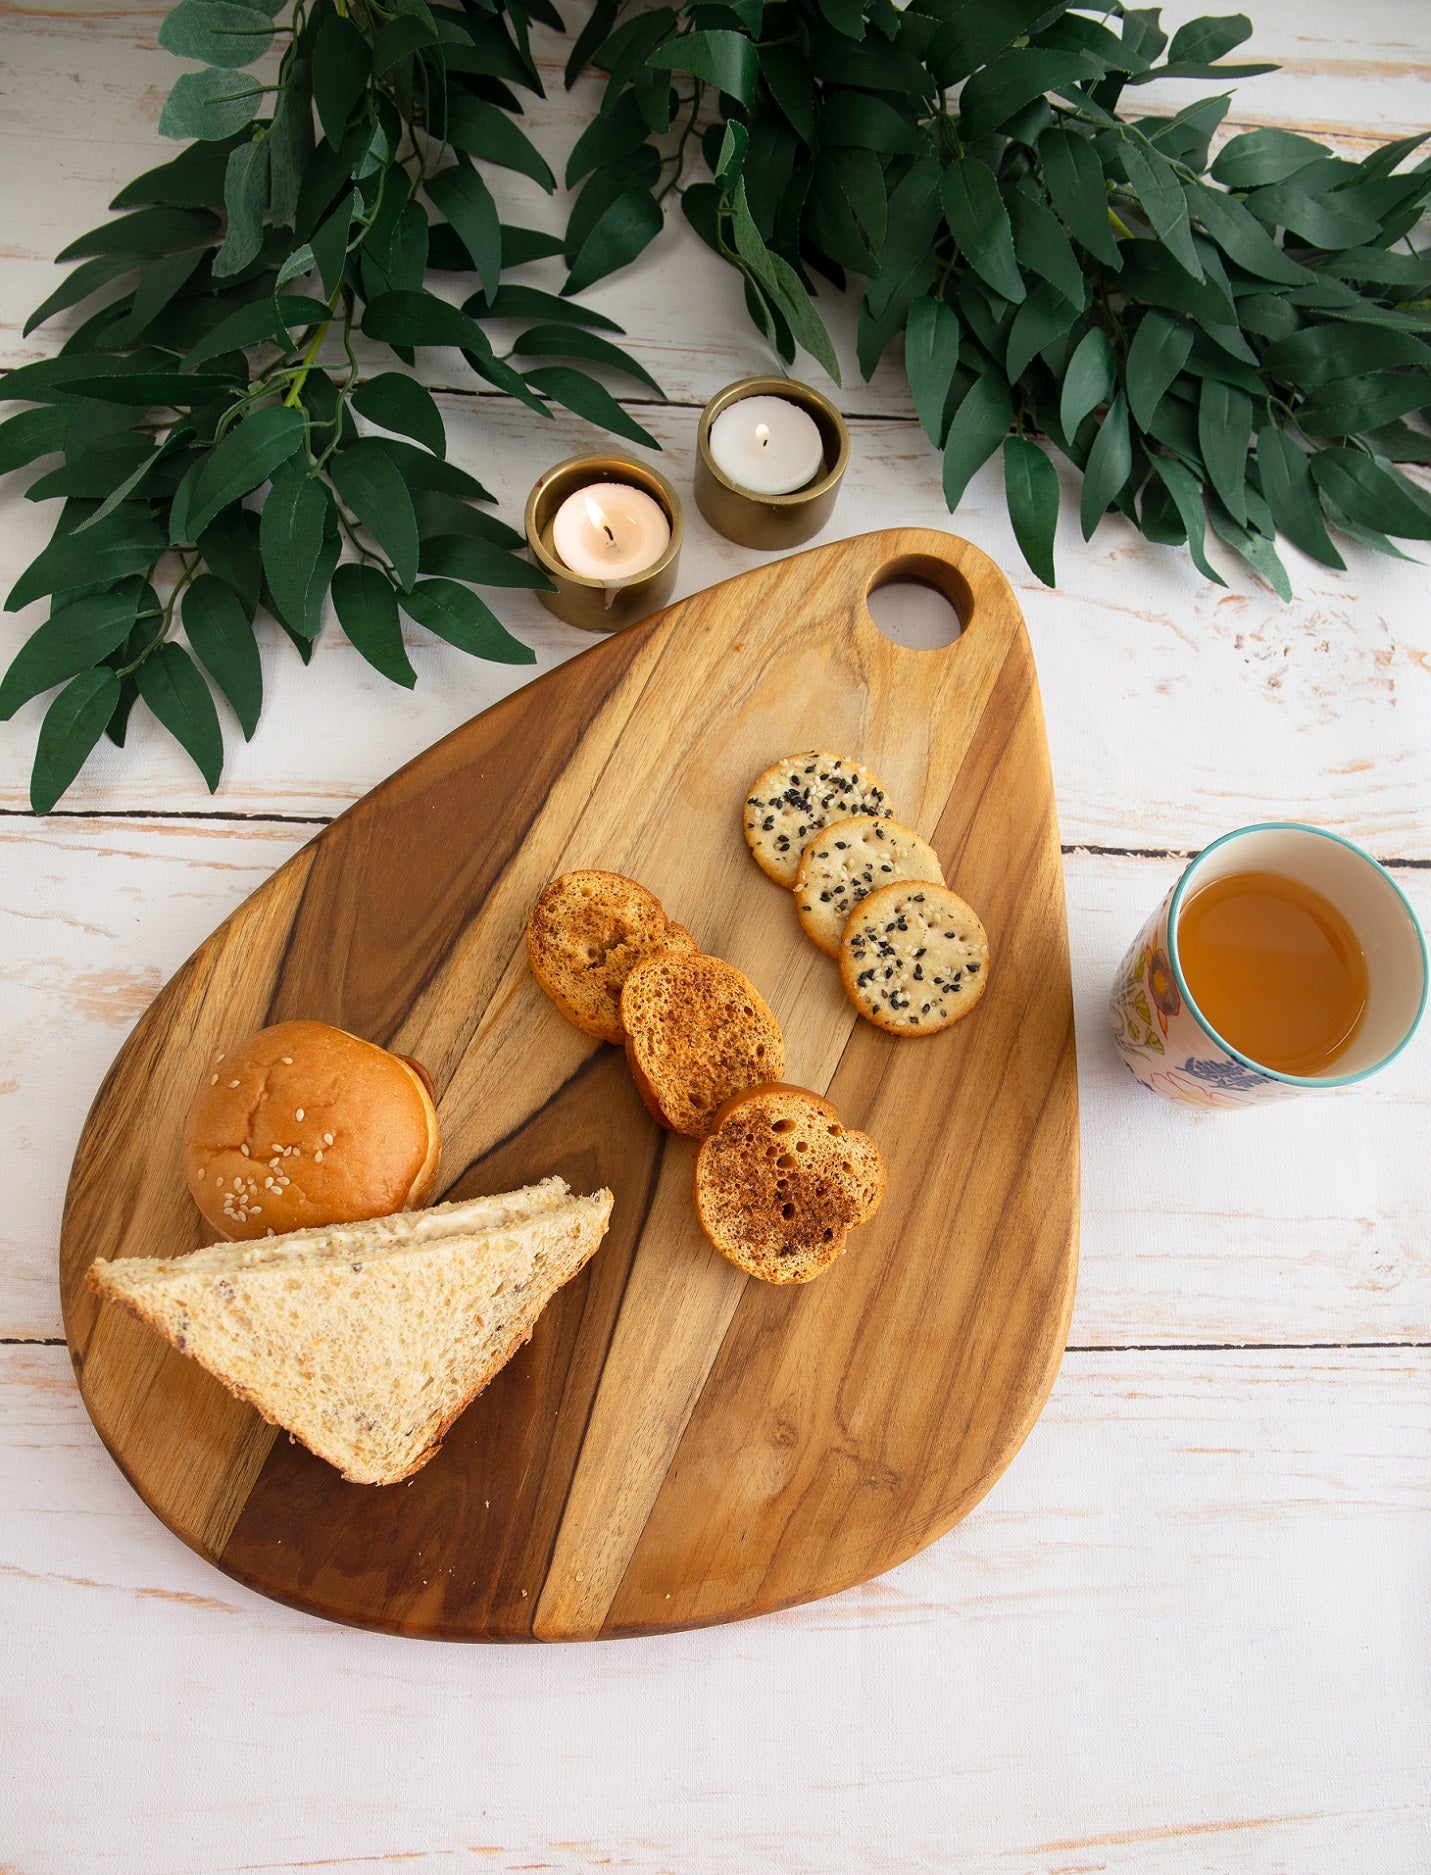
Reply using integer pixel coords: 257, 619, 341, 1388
183, 1020, 442, 1241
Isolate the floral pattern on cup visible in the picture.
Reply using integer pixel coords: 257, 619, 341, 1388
1109, 885, 1297, 1108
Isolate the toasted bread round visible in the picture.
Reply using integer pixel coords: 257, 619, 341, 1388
840, 882, 990, 1034
620, 952, 785, 1137
527, 870, 697, 1045
693, 1084, 887, 1282
183, 1020, 442, 1240
743, 751, 894, 886
794, 815, 945, 956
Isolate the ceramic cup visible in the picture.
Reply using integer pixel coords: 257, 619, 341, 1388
1110, 823, 1427, 1108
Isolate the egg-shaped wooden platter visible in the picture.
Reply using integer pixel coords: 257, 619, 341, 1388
59, 527, 1078, 1641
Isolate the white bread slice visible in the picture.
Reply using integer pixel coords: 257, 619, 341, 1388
88, 1178, 613, 1485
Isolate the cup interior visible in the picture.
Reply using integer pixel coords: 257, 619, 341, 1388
1170, 824, 1427, 1083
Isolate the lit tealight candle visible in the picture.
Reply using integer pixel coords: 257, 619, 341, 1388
707, 394, 825, 496
550, 482, 671, 583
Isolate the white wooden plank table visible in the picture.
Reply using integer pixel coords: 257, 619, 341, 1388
2, 3, 1429, 1871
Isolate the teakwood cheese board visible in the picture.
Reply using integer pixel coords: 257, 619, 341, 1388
59, 527, 1079, 1641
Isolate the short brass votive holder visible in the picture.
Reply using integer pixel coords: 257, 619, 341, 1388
694, 376, 850, 550
525, 453, 684, 633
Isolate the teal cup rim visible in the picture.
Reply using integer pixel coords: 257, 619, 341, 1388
1165, 822, 1429, 1089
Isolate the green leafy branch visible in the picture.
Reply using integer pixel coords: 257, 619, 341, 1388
2, 0, 669, 811
565, 0, 1431, 592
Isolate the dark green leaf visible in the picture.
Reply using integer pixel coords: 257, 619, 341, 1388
1208, 505, 1292, 599
351, 373, 447, 456
1116, 239, 1236, 325
1363, 420, 1431, 467
310, 190, 356, 298
565, 147, 662, 263
213, 137, 270, 278
1265, 324, 1431, 388
760, 43, 816, 144
114, 247, 207, 343
0, 585, 142, 720
1210, 127, 1329, 189
520, 365, 659, 449
730, 181, 840, 381
1039, 128, 1121, 268
198, 505, 262, 617
1309, 449, 1431, 540
1126, 310, 1193, 432
1060, 327, 1116, 439
959, 49, 1101, 141
1197, 378, 1252, 525
158, 0, 274, 69
925, 0, 1060, 86
1242, 183, 1380, 250
313, 12, 371, 147
363, 289, 486, 352
1119, 142, 1202, 279
1166, 12, 1253, 63
24, 254, 137, 337
1254, 425, 1342, 569
1005, 281, 1080, 382
159, 68, 264, 142
330, 440, 422, 588
260, 459, 333, 624
135, 641, 223, 788
509, 324, 662, 396
1296, 374, 1431, 439
941, 158, 1026, 304
54, 204, 218, 264
180, 293, 331, 369
1008, 188, 1086, 310
0, 407, 70, 478
367, 436, 493, 502
182, 573, 261, 736
564, 186, 664, 297
426, 160, 502, 300
7, 504, 166, 613
462, 283, 623, 332
59, 369, 238, 407
445, 94, 556, 191
399, 578, 536, 663
646, 30, 758, 104
1188, 185, 1311, 286
564, 0, 620, 85
417, 533, 553, 588
330, 563, 415, 687
26, 432, 153, 504
31, 667, 121, 812
372, 13, 439, 73
1153, 454, 1226, 584
821, 91, 927, 154
111, 135, 240, 211
564, 90, 650, 188
188, 404, 305, 539
269, 57, 313, 227
904, 297, 962, 446
942, 372, 1014, 510
1080, 392, 1132, 537
1002, 435, 1060, 584
412, 490, 522, 548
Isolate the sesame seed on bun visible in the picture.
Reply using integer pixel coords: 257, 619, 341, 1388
182, 1020, 441, 1241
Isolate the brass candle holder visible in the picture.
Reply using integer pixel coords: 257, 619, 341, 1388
695, 376, 850, 550
525, 454, 684, 633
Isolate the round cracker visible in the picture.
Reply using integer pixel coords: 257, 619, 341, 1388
527, 871, 696, 1045
742, 751, 894, 887
794, 816, 944, 957
839, 882, 989, 1034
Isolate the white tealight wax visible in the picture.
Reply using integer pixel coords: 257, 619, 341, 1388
707, 394, 825, 496
550, 482, 671, 582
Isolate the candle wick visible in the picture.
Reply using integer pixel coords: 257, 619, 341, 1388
602, 523, 615, 543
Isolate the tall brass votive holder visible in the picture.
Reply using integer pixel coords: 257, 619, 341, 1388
525, 454, 684, 633
694, 376, 850, 550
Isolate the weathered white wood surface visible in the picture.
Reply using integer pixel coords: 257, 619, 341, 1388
1, 2, 1429, 1871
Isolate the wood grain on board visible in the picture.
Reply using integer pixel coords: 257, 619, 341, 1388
58, 527, 1078, 1639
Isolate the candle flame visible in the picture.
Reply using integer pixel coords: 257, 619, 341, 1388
755, 422, 770, 448
584, 494, 617, 544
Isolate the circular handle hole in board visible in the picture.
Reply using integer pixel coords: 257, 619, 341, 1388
865, 555, 970, 649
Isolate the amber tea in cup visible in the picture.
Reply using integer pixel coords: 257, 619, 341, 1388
1111, 823, 1427, 1107
1176, 870, 1369, 1076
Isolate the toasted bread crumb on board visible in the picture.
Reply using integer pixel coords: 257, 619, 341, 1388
527, 870, 697, 1045
694, 1085, 886, 1283
743, 751, 894, 887
621, 952, 785, 1137
840, 882, 990, 1033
